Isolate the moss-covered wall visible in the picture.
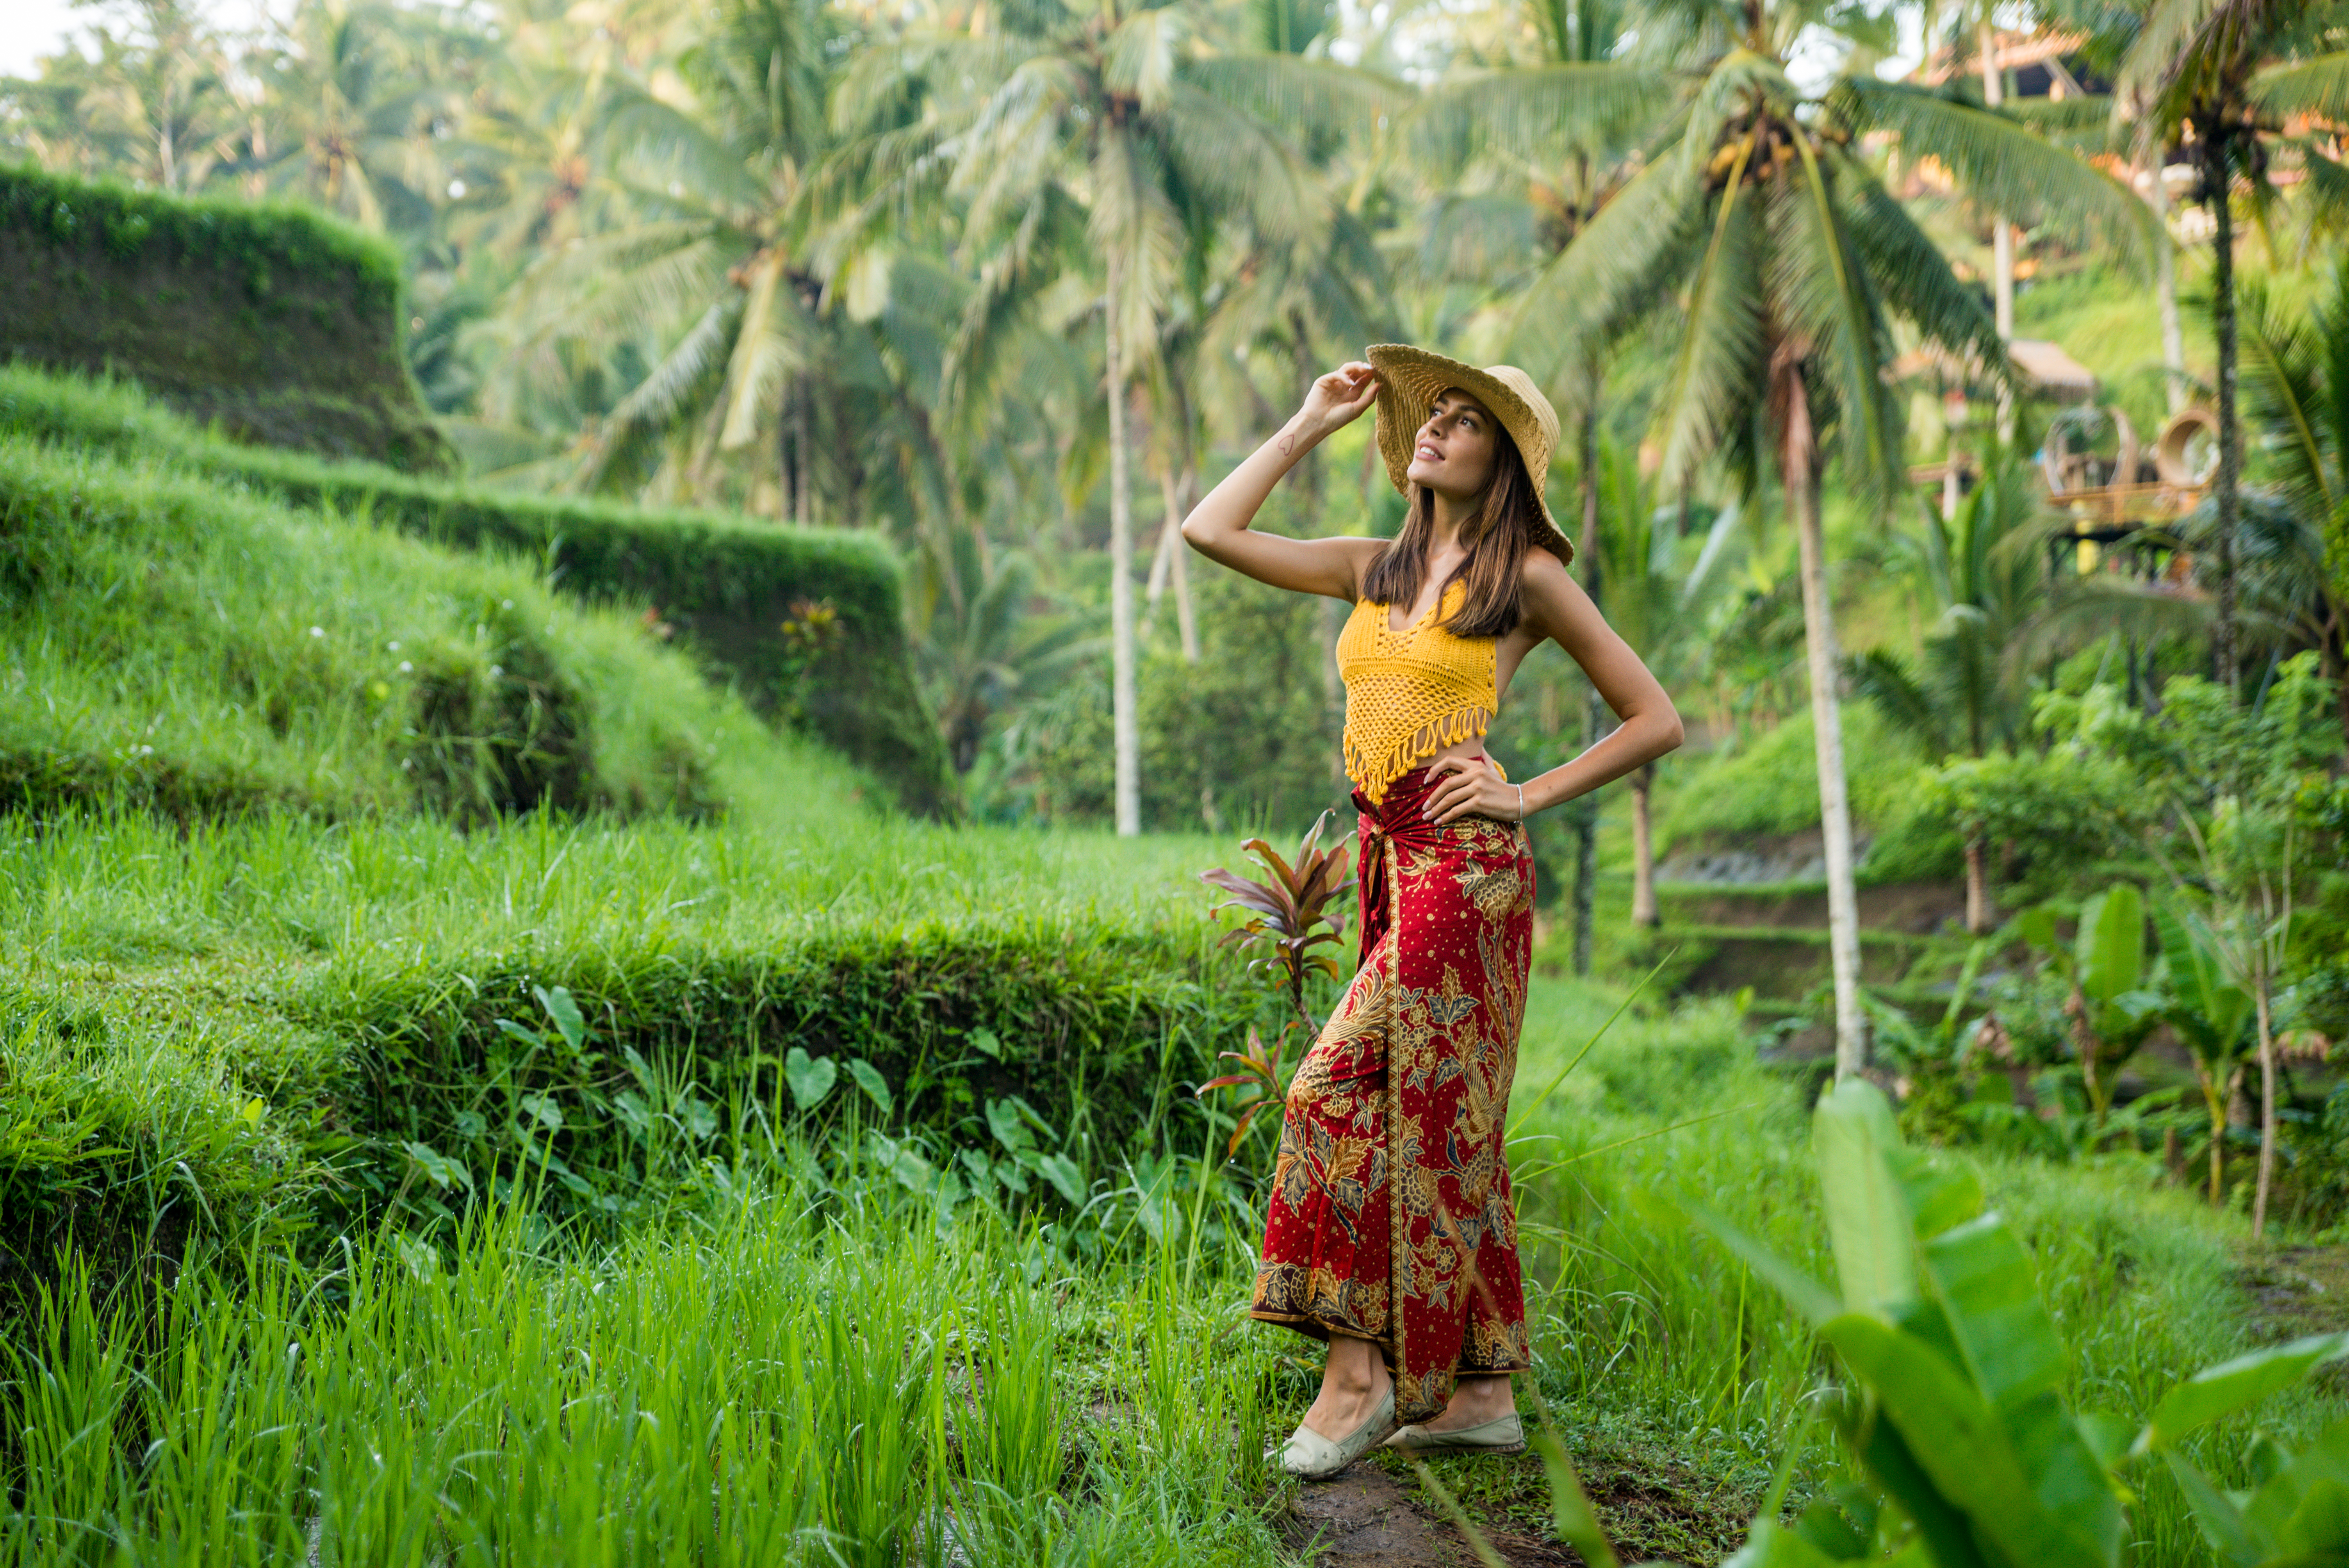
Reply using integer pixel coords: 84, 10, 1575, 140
0, 162, 450, 472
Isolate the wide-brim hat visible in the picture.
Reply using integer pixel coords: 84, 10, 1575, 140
1366, 344, 1572, 561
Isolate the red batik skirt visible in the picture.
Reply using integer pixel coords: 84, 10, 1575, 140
1251, 765, 1535, 1424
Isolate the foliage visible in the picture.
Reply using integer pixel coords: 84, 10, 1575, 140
2157, 901, 2259, 1205
1199, 809, 1355, 1028
0, 159, 447, 469
0, 365, 953, 813
2016, 884, 2163, 1126
1677, 1080, 2349, 1568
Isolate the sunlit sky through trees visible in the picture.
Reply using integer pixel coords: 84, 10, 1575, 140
2, 0, 1930, 92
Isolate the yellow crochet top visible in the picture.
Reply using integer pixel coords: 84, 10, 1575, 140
1336, 579, 1499, 804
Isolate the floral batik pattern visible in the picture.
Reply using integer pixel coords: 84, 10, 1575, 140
1251, 765, 1535, 1424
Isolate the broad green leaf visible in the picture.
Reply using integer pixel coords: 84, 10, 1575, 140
2247, 1417, 2349, 1551
1686, 1201, 1843, 1327
847, 1056, 892, 1114
1719, 1519, 1847, 1568
1823, 1315, 2102, 1566
2076, 884, 2144, 1007
535, 984, 588, 1055
1887, 1146, 1984, 1240
1921, 1213, 2066, 1409
1035, 1153, 1085, 1207
2162, 1450, 2260, 1566
986, 1096, 1035, 1155
2001, 1389, 2126, 1565
969, 1027, 1005, 1060
783, 1047, 836, 1112
2016, 905, 2059, 957
403, 1140, 472, 1192
2147, 1333, 2349, 1447
1813, 1080, 1914, 1317
1838, 1398, 1994, 1568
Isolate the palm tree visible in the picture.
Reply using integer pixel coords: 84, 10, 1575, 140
1850, 453, 2046, 931
843, 1, 1378, 836
1503, 2, 2155, 1076
2119, 0, 2349, 691
0, 0, 241, 192
255, 0, 461, 233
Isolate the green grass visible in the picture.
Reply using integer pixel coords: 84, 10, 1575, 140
0, 800, 1258, 1303
2, 1165, 1298, 1568
0, 364, 953, 811
0, 432, 851, 823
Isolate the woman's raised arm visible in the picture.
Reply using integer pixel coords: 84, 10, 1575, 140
1182, 362, 1387, 601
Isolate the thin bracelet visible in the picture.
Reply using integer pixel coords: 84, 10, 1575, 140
1515, 782, 1526, 821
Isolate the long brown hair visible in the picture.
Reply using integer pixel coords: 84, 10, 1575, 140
1358, 429, 1566, 639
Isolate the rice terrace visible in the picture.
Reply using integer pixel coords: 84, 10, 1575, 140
2, 0, 2348, 1560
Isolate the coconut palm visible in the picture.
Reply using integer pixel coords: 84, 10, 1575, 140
1498, 0, 2156, 1075
255, 0, 464, 234
838, 0, 1385, 836
0, 0, 242, 192
2118, 0, 2349, 691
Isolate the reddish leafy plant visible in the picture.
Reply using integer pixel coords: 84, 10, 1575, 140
1199, 810, 1354, 1030
1195, 812, 1355, 1156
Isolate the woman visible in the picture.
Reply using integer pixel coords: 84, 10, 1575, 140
1182, 347, 1683, 1480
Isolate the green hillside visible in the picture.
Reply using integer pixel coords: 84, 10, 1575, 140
0, 365, 957, 815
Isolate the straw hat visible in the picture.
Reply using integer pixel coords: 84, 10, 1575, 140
1365, 344, 1572, 559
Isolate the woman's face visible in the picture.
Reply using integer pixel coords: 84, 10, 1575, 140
1405, 389, 1499, 501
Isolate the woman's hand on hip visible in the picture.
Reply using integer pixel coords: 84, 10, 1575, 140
1423, 754, 1522, 827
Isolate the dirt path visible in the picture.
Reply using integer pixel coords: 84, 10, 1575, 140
1280, 1460, 1581, 1568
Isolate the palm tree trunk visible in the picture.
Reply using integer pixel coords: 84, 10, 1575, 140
1106, 249, 1141, 837
2200, 1064, 2227, 1205
1572, 404, 1602, 976
2147, 149, 2188, 417
1630, 761, 1657, 927
1145, 463, 1201, 663
1172, 458, 1199, 665
1964, 833, 1991, 934
2253, 972, 2276, 1238
1785, 370, 1868, 1076
1980, 21, 2016, 443
2210, 163, 2242, 695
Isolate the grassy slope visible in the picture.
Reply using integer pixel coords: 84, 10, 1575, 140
0, 365, 955, 813
0, 433, 852, 820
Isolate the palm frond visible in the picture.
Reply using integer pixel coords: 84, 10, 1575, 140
2252, 50, 2349, 118
1408, 62, 1674, 173
1775, 140, 1904, 498
1506, 144, 1706, 399
1828, 77, 2158, 271
1657, 170, 1767, 490
1157, 82, 1327, 250
1185, 53, 1410, 139
1106, 7, 1185, 116
1838, 166, 2008, 380
2237, 277, 2339, 528
1849, 647, 1951, 753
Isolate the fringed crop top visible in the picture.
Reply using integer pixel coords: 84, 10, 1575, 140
1336, 579, 1498, 804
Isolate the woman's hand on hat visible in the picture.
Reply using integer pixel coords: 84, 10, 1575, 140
1291, 362, 1378, 447
1422, 754, 1525, 826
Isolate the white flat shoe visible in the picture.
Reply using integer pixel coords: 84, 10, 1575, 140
1383, 1411, 1526, 1455
1278, 1388, 1397, 1480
